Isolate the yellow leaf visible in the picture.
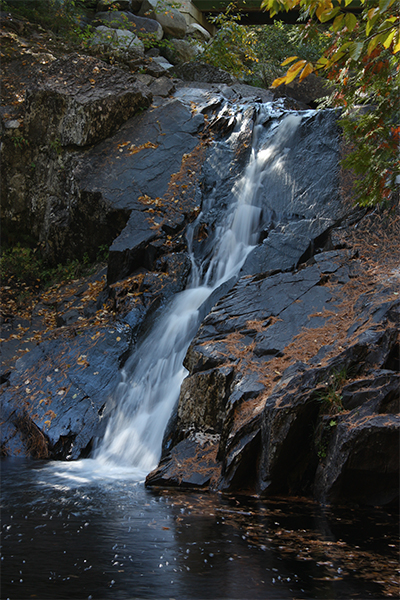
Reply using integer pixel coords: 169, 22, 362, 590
299, 63, 314, 81
271, 75, 287, 88
281, 55, 298, 66
383, 29, 396, 48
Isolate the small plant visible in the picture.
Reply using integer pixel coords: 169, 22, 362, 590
50, 138, 62, 155
315, 417, 338, 459
317, 367, 348, 412
12, 134, 29, 149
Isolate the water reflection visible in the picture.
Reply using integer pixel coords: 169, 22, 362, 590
1, 459, 398, 599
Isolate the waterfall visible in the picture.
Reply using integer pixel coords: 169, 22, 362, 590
91, 105, 305, 479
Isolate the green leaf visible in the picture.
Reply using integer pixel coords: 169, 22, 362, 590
345, 12, 358, 32
378, 0, 394, 13
319, 6, 340, 22
366, 14, 379, 36
332, 13, 344, 32
349, 41, 364, 60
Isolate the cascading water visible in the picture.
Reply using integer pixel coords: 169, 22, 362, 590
90, 105, 305, 480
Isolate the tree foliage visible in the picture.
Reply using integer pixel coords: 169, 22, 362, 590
200, 3, 259, 78
262, 0, 400, 206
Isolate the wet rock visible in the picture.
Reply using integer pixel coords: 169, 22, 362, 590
75, 98, 205, 283
146, 434, 220, 488
0, 322, 132, 460
25, 53, 152, 147
154, 234, 400, 506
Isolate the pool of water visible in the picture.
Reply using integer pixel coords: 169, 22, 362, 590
1, 458, 398, 599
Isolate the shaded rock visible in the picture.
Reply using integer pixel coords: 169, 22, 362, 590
163, 38, 201, 65
146, 434, 220, 488
149, 55, 174, 71
272, 72, 332, 107
176, 365, 235, 438
97, 0, 138, 10
0, 322, 132, 459
94, 10, 163, 40
148, 75, 175, 97
174, 61, 238, 84
25, 53, 152, 147
314, 412, 400, 506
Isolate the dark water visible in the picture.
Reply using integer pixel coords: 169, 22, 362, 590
1, 458, 398, 600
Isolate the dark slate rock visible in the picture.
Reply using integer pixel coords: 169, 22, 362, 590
75, 98, 204, 210
146, 435, 220, 489
341, 371, 400, 412
0, 323, 132, 459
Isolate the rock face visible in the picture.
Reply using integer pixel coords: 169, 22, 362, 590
25, 53, 151, 147
147, 214, 400, 506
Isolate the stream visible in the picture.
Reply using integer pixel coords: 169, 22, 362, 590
2, 458, 398, 599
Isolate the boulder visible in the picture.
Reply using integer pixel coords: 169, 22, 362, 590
163, 38, 201, 65
271, 72, 332, 107
148, 75, 175, 97
94, 10, 163, 40
24, 53, 151, 147
140, 1, 188, 38
91, 25, 145, 56
186, 22, 212, 42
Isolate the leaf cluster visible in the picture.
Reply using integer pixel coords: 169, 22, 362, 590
262, 0, 400, 206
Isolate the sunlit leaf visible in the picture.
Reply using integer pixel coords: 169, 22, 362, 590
383, 29, 396, 48
366, 15, 379, 36
394, 31, 400, 53
271, 75, 287, 88
367, 34, 380, 54
281, 55, 299, 65
299, 62, 314, 80
319, 6, 340, 22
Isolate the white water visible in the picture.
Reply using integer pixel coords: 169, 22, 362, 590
49, 106, 304, 484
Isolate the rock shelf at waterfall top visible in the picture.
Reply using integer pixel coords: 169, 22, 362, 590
1, 13, 399, 509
